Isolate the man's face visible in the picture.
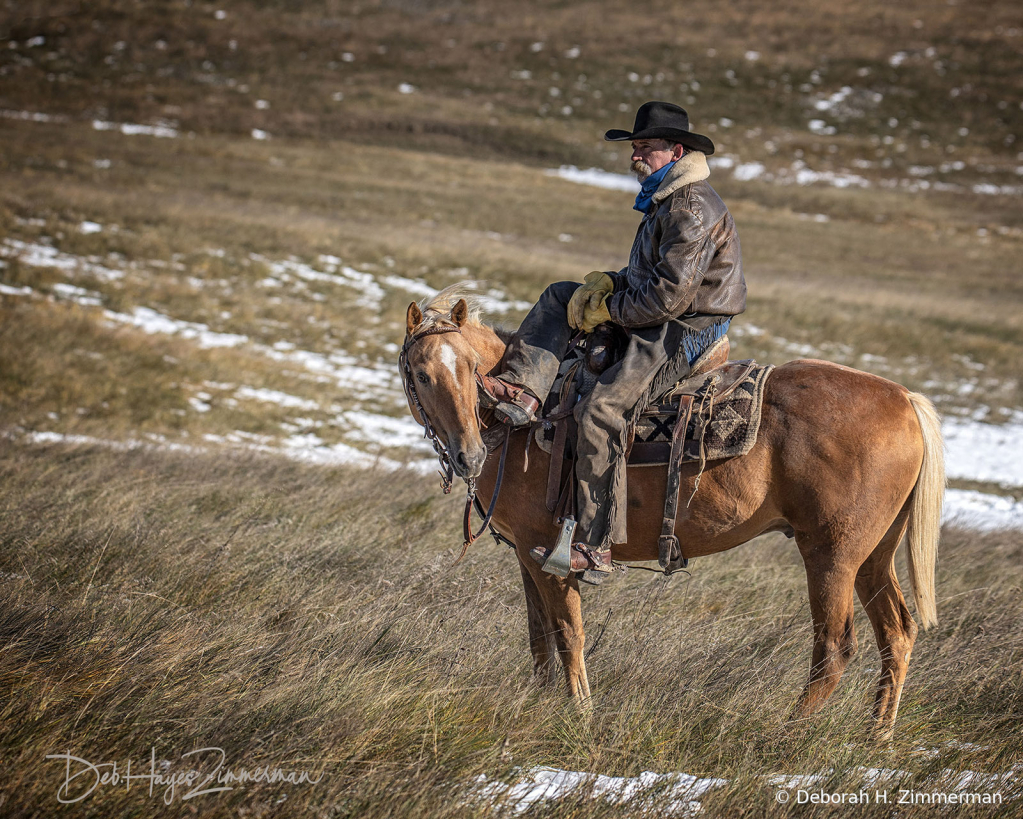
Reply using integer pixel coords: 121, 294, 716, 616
630, 139, 684, 181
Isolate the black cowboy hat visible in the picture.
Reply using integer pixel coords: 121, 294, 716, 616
604, 101, 715, 155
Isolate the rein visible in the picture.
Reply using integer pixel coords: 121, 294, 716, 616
399, 321, 511, 560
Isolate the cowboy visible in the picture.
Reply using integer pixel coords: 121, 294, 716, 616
482, 101, 746, 584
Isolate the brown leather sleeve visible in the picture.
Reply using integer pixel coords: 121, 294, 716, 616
608, 182, 745, 327
608, 202, 714, 328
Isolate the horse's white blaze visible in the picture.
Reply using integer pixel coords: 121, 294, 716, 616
439, 341, 460, 391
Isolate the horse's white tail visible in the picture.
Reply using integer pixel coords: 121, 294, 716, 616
905, 392, 945, 629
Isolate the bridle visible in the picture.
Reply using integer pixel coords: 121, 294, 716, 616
399, 321, 510, 558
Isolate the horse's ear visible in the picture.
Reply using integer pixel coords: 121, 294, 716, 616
451, 298, 469, 327
406, 302, 423, 335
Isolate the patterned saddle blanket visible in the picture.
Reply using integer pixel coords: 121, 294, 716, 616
628, 362, 774, 466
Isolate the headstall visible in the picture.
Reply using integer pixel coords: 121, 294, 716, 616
399, 322, 510, 557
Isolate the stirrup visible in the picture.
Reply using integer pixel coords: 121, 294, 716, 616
529, 525, 613, 577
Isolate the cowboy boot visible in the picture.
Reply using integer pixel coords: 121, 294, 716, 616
478, 374, 541, 426
528, 542, 613, 585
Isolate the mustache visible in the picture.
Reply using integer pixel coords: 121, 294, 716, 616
631, 159, 652, 181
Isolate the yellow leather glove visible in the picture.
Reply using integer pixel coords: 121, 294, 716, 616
567, 271, 614, 330
579, 291, 612, 332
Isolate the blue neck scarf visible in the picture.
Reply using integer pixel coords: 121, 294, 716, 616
633, 161, 676, 214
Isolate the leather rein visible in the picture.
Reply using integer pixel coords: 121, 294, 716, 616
399, 322, 511, 560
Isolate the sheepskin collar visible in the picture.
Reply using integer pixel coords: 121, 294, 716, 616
652, 151, 710, 205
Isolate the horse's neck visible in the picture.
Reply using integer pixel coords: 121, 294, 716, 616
463, 323, 507, 374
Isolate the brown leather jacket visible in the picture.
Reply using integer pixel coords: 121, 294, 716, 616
607, 154, 746, 329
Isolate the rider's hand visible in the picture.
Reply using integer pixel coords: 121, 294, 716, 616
579, 291, 612, 332
567, 271, 613, 330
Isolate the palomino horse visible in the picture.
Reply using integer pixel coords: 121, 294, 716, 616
400, 287, 944, 733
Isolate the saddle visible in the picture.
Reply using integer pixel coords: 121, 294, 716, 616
535, 331, 774, 574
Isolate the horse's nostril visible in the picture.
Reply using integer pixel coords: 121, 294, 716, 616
455, 451, 467, 470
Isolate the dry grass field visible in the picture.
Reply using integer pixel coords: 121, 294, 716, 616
1, 1, 1022, 816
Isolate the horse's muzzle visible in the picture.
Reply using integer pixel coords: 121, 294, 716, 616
452, 441, 487, 480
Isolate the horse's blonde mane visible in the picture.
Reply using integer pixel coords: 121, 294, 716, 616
417, 282, 486, 329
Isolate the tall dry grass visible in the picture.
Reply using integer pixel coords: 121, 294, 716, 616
0, 440, 1020, 817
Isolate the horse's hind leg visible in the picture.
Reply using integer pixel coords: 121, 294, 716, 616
791, 547, 859, 720
854, 509, 918, 737
519, 559, 558, 686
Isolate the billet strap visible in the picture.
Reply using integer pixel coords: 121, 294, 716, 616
544, 360, 581, 513
553, 456, 577, 523
546, 419, 569, 512
658, 393, 694, 574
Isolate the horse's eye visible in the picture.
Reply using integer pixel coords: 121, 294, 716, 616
416, 372, 429, 384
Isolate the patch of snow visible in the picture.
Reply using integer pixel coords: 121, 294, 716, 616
234, 386, 320, 412
471, 766, 727, 817
943, 417, 1023, 488
808, 119, 837, 136
814, 86, 852, 112
1, 238, 124, 281
52, 283, 102, 306
104, 306, 248, 349
382, 275, 439, 299
79, 221, 103, 234
546, 165, 639, 193
0, 109, 68, 123
256, 344, 401, 402
277, 434, 423, 471
252, 254, 385, 308
251, 128, 270, 140
93, 120, 178, 139
16, 429, 433, 474
733, 162, 765, 181
973, 183, 1023, 196
340, 409, 431, 450
188, 396, 212, 413
397, 83, 416, 94
0, 282, 34, 296
792, 166, 870, 188
943, 489, 1023, 531
475, 288, 532, 314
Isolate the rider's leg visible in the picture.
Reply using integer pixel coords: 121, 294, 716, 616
480, 281, 580, 425
572, 321, 696, 581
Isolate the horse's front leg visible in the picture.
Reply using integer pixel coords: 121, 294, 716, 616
518, 559, 558, 685
517, 546, 590, 701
